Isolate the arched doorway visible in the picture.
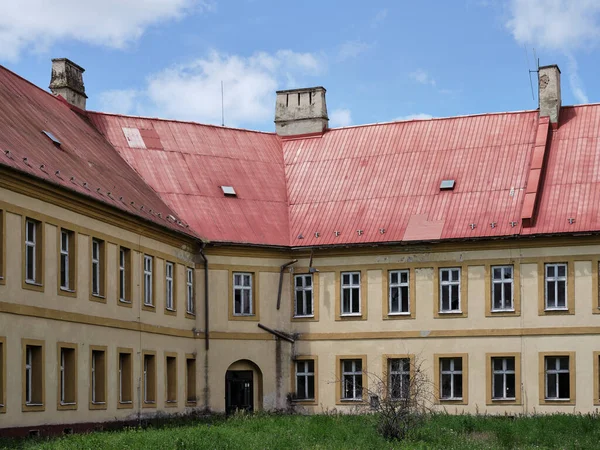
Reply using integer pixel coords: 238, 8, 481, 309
225, 359, 263, 415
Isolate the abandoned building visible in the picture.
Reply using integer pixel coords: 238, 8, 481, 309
1, 58, 600, 436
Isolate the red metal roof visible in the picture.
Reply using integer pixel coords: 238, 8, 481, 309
6, 62, 600, 248
523, 105, 600, 235
0, 65, 197, 239
87, 113, 290, 246
283, 112, 539, 246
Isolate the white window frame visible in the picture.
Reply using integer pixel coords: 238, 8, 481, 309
491, 357, 516, 400
233, 272, 253, 316
119, 248, 129, 303
491, 265, 514, 311
186, 268, 194, 314
144, 255, 153, 306
439, 268, 461, 313
389, 270, 410, 315
545, 263, 567, 310
60, 230, 70, 290
294, 274, 314, 317
165, 262, 174, 311
25, 346, 33, 405
91, 239, 101, 296
545, 356, 570, 400
341, 271, 361, 316
341, 359, 363, 401
118, 354, 124, 403
440, 357, 463, 400
295, 360, 315, 400
25, 219, 37, 283
389, 358, 411, 400
91, 352, 97, 404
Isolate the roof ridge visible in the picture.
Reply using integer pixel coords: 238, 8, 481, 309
326, 109, 540, 132
87, 110, 278, 135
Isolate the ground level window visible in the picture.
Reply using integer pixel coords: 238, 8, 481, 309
90, 348, 106, 407
440, 357, 463, 400
186, 355, 197, 405
143, 352, 156, 405
492, 357, 515, 400
545, 356, 570, 400
118, 350, 133, 406
341, 359, 363, 401
388, 358, 411, 400
295, 360, 315, 400
23, 341, 44, 409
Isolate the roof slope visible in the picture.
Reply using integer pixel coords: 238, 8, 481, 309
0, 66, 195, 238
524, 105, 600, 235
283, 112, 539, 246
88, 113, 290, 246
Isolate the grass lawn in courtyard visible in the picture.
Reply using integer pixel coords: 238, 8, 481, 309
2, 412, 600, 449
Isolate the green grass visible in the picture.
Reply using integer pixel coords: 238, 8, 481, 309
3, 413, 600, 449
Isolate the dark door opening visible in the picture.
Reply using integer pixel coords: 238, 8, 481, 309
225, 370, 254, 414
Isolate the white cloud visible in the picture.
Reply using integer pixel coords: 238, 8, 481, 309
395, 113, 434, 121
0, 0, 212, 61
506, 0, 600, 104
337, 40, 371, 62
330, 108, 352, 127
506, 0, 600, 51
99, 50, 324, 127
99, 89, 139, 115
409, 69, 436, 87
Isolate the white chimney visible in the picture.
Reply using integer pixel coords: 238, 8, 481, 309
538, 65, 561, 127
49, 58, 87, 110
274, 87, 328, 136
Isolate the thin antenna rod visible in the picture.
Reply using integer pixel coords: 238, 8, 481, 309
524, 46, 535, 101
221, 81, 225, 127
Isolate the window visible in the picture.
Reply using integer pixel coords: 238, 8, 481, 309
186, 355, 196, 405
24, 218, 43, 286
118, 247, 132, 304
435, 354, 468, 404
389, 270, 409, 314
58, 344, 77, 409
143, 352, 156, 406
491, 265, 513, 311
90, 238, 105, 299
545, 356, 570, 401
233, 272, 253, 316
388, 358, 411, 400
165, 262, 175, 311
117, 348, 133, 408
294, 274, 313, 317
22, 340, 44, 411
295, 360, 315, 401
0, 337, 5, 413
186, 268, 195, 315
0, 211, 4, 283
545, 263, 567, 310
90, 347, 106, 409
491, 357, 515, 400
439, 268, 461, 313
59, 229, 76, 292
143, 255, 154, 307
341, 272, 361, 316
341, 359, 363, 401
166, 354, 177, 405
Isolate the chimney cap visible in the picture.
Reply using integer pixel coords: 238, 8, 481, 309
51, 58, 86, 73
539, 64, 561, 73
276, 86, 326, 94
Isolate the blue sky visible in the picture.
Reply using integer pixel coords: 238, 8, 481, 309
1, 0, 599, 130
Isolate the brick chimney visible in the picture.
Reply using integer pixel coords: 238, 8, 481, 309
274, 87, 328, 136
538, 65, 561, 127
49, 58, 87, 110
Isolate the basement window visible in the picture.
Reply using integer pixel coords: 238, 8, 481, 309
440, 180, 455, 191
221, 186, 237, 197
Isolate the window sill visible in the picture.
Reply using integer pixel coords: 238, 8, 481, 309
89, 401, 107, 410
142, 401, 157, 408
23, 403, 45, 412
491, 309, 515, 313
60, 288, 76, 293
439, 310, 462, 314
385, 312, 414, 320
58, 402, 78, 411
165, 400, 178, 407
294, 315, 315, 319
90, 294, 107, 304
165, 307, 177, 316
23, 281, 44, 292
119, 299, 132, 305
25, 280, 42, 287
117, 401, 133, 409
142, 303, 156, 312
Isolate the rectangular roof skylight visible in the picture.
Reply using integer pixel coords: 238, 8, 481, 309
221, 186, 236, 196
440, 180, 455, 190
